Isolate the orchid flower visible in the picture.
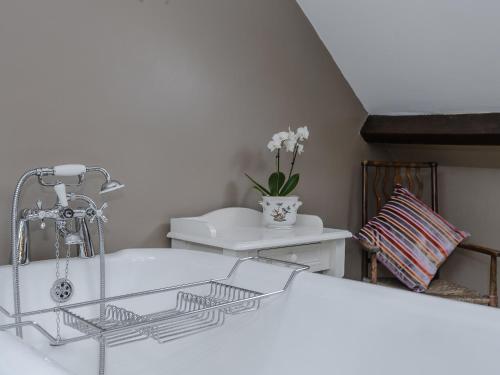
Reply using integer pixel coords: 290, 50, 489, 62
296, 126, 309, 141
245, 126, 310, 196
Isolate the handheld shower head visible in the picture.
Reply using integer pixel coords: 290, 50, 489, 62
100, 179, 124, 194
82, 166, 124, 194
37, 165, 125, 194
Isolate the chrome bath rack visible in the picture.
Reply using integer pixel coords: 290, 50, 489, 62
0, 256, 308, 348
0, 164, 308, 375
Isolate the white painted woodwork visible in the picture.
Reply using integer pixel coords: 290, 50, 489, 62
167, 207, 351, 276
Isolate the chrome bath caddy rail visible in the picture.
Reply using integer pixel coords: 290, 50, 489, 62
0, 165, 308, 374
0, 256, 308, 348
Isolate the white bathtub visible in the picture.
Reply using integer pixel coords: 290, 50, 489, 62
0, 248, 499, 375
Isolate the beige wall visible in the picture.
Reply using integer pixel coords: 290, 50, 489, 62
0, 0, 373, 275
385, 145, 500, 294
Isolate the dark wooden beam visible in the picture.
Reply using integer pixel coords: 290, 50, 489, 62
361, 113, 500, 145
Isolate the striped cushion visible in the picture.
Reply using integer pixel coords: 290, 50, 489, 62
356, 185, 469, 292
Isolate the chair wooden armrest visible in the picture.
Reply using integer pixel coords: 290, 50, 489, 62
457, 242, 499, 307
359, 240, 499, 306
458, 243, 500, 257
358, 240, 380, 254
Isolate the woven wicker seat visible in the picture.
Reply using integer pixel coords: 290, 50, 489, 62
358, 161, 500, 307
377, 278, 490, 305
426, 279, 490, 305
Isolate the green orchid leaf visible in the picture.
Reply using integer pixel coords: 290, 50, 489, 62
253, 185, 269, 196
244, 173, 271, 195
279, 174, 299, 196
268, 172, 286, 196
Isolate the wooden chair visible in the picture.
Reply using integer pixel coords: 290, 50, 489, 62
359, 160, 500, 307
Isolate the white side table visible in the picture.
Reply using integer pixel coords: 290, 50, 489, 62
167, 207, 352, 277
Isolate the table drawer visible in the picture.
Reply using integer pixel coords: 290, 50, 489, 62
259, 243, 330, 272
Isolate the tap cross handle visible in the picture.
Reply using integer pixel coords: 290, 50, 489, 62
89, 203, 108, 223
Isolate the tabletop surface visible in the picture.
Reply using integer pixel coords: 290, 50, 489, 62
168, 226, 352, 251
167, 207, 352, 251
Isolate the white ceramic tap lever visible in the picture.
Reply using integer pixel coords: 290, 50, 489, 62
53, 164, 86, 177
53, 183, 69, 207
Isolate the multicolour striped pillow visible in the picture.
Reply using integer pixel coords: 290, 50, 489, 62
356, 185, 469, 292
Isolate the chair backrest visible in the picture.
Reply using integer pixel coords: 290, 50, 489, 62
361, 160, 439, 224
360, 160, 439, 278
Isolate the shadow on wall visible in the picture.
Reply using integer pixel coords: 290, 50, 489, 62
231, 147, 269, 208
438, 165, 500, 296
139, 223, 170, 248
343, 143, 390, 280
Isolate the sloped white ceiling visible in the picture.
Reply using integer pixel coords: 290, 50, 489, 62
297, 0, 500, 115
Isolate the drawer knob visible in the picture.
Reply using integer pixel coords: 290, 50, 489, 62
289, 253, 298, 262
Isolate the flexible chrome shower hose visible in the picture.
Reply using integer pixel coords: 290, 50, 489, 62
97, 216, 106, 375
11, 169, 39, 337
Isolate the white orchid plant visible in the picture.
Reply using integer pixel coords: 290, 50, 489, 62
245, 126, 309, 196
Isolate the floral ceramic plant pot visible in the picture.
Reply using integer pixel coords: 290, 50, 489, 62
260, 196, 302, 229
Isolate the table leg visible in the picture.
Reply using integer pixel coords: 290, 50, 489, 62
324, 239, 345, 278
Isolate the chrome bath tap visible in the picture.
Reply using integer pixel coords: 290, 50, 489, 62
9, 164, 123, 342
75, 216, 95, 258
13, 165, 122, 265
